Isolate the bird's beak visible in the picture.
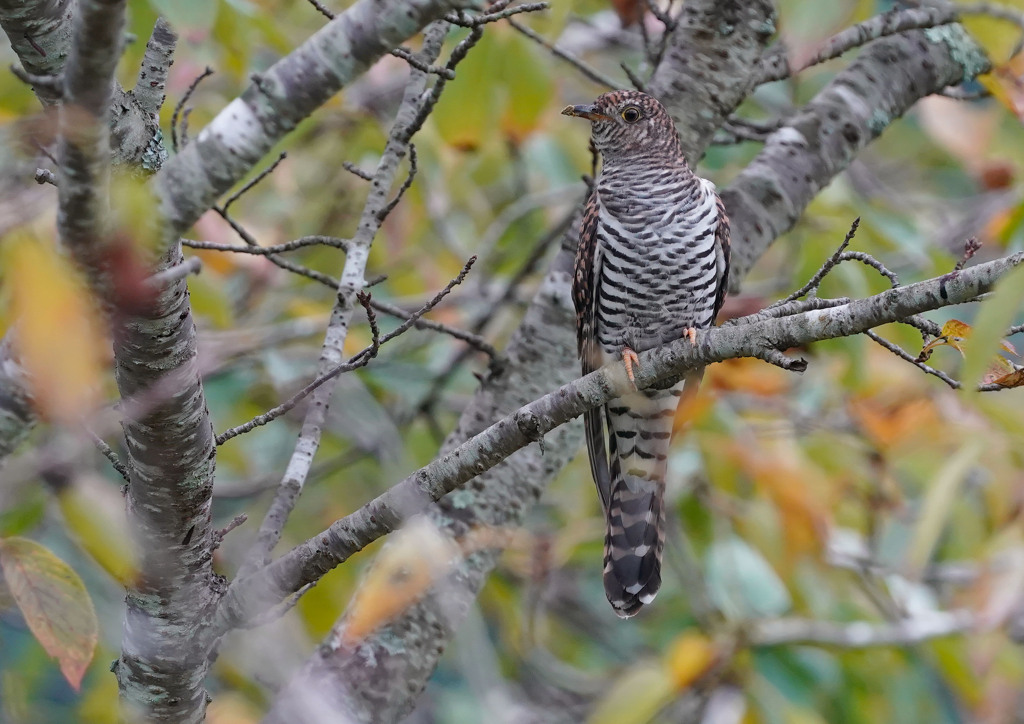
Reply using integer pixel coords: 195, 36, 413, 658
561, 104, 612, 122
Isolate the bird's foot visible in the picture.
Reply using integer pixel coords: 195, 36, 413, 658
684, 327, 697, 345
622, 347, 640, 389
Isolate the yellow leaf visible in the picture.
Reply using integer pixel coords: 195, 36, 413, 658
665, 631, 718, 690
0, 537, 98, 690
2, 233, 106, 422
341, 517, 458, 646
58, 474, 137, 585
587, 662, 674, 724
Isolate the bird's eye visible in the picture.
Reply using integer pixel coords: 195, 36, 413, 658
621, 107, 641, 123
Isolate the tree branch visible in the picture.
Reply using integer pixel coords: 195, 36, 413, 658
152, 0, 477, 246
723, 24, 990, 282
232, 21, 451, 581
646, 0, 777, 161
55, 0, 124, 284
0, 0, 74, 107
753, 5, 960, 86
132, 17, 177, 117
233, 252, 1022, 721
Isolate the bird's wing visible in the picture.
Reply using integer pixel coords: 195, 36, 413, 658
712, 192, 731, 322
573, 192, 612, 511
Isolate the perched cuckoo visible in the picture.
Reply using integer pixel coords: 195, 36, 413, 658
563, 90, 730, 617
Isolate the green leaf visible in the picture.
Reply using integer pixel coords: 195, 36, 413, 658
431, 29, 500, 150
498, 31, 553, 143
905, 438, 983, 577
961, 263, 1024, 396
706, 536, 792, 619
0, 537, 99, 690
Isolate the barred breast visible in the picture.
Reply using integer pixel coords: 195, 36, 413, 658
594, 168, 722, 358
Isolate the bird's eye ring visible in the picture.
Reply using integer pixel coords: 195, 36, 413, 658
621, 106, 641, 123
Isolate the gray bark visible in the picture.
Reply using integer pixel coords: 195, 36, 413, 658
0, 334, 34, 463
647, 0, 777, 160
725, 23, 990, 282
0, 0, 73, 106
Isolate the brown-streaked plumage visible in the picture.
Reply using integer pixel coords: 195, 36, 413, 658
563, 90, 730, 617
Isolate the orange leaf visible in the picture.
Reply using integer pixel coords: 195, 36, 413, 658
990, 367, 1024, 388
0, 537, 98, 690
848, 397, 936, 451
735, 440, 829, 557
3, 233, 106, 422
665, 631, 717, 690
341, 518, 458, 646
918, 318, 1017, 368
707, 356, 792, 396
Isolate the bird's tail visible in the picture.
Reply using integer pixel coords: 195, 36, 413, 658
602, 377, 692, 617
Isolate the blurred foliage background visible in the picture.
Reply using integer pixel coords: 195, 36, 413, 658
3, 0, 1024, 722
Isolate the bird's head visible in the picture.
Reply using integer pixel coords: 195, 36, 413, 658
561, 90, 682, 164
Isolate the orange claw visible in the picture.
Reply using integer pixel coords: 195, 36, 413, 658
685, 327, 697, 345
622, 347, 640, 387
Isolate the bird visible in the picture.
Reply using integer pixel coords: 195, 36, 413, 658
562, 90, 730, 618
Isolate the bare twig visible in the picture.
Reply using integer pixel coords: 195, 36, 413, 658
620, 62, 648, 93
771, 218, 861, 307
222, 152, 288, 213
181, 235, 348, 255
171, 67, 214, 152
644, 0, 677, 30
390, 47, 456, 79
376, 144, 417, 221
305, 0, 335, 19
752, 347, 807, 372
837, 250, 900, 287
754, 6, 961, 86
727, 297, 853, 326
145, 257, 202, 290
866, 330, 962, 389
34, 168, 57, 186
368, 296, 498, 357
215, 293, 382, 445
955, 237, 982, 272
86, 428, 130, 482
212, 514, 248, 550
446, 2, 549, 26
342, 161, 373, 181
506, 17, 619, 90
10, 64, 63, 96
216, 257, 477, 445
214, 209, 340, 287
